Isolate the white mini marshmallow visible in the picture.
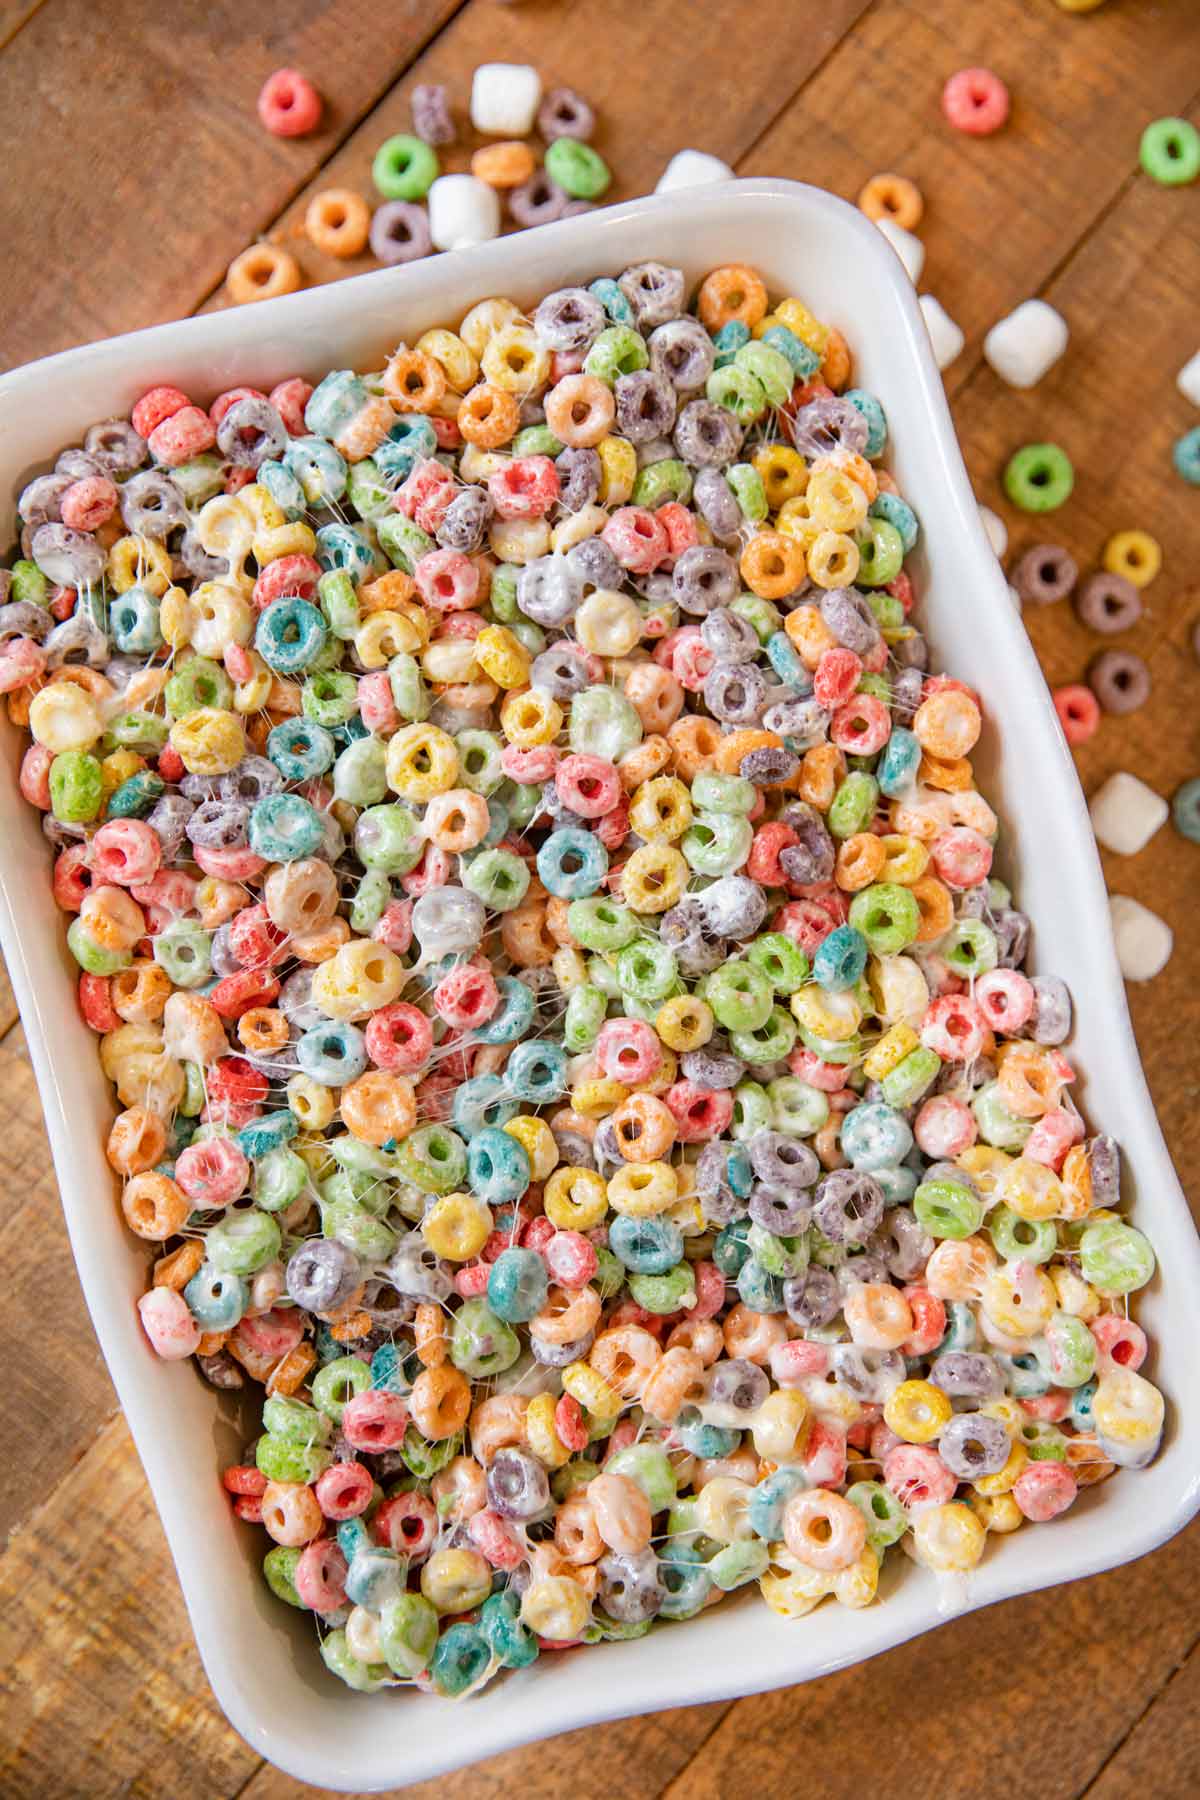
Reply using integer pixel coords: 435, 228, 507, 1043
919, 295, 964, 371
983, 299, 1069, 389
655, 149, 734, 193
1109, 894, 1173, 982
978, 505, 1008, 560
875, 216, 925, 284
470, 63, 542, 136
428, 175, 501, 252
1177, 350, 1200, 407
1089, 772, 1168, 856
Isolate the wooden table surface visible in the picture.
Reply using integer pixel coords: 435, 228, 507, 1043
1, 0, 1198, 1794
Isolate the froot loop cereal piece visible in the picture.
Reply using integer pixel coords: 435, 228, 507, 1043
983, 300, 1069, 390
257, 69, 323, 138
941, 67, 1010, 136
7, 256, 1159, 1702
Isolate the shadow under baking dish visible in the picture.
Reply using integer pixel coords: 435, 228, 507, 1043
0, 180, 1197, 1793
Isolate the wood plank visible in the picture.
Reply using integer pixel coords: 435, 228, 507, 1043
0, 1027, 116, 1540
741, 0, 1200, 387
0, 950, 17, 1037
0, 0, 466, 370
0, 1415, 257, 1800
204, 0, 874, 311
0, 0, 46, 53
237, 1701, 732, 1800
947, 106, 1200, 1184
660, 1521, 1200, 1800
1083, 1636, 1200, 1800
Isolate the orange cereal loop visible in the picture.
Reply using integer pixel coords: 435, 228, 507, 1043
122, 1171, 190, 1240
411, 1364, 472, 1440
266, 678, 303, 716
110, 960, 172, 1024
340, 1069, 417, 1145
329, 1311, 374, 1344
501, 898, 556, 967
812, 446, 878, 501
51, 665, 114, 698
414, 1302, 448, 1368
290, 916, 351, 963
238, 1006, 289, 1054
359, 569, 417, 614
611, 1092, 677, 1163
857, 172, 924, 230
914, 688, 983, 761
227, 243, 303, 305
266, 1341, 318, 1396
697, 262, 769, 331
820, 326, 852, 393
545, 896, 575, 946
835, 832, 887, 891
246, 714, 272, 755
713, 727, 782, 777
798, 743, 846, 810
666, 715, 719, 782
457, 382, 520, 448
912, 875, 955, 943
784, 604, 838, 668
740, 531, 807, 600
471, 141, 537, 188
196, 1331, 230, 1357
106, 1105, 168, 1177
919, 752, 974, 793
153, 1239, 205, 1291
304, 188, 371, 258
383, 348, 447, 414
8, 679, 44, 728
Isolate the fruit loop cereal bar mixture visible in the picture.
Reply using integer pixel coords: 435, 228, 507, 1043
2, 260, 1164, 1698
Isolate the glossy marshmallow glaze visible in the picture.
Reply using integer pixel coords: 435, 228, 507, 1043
0, 181, 1196, 1793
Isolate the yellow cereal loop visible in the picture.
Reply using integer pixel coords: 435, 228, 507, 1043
168, 707, 245, 775
620, 843, 687, 913
606, 1161, 677, 1217
422, 1192, 492, 1262
504, 1115, 557, 1181
544, 1166, 608, 1231
596, 435, 637, 505
386, 723, 459, 800
106, 533, 173, 596
525, 1392, 571, 1468
474, 624, 530, 688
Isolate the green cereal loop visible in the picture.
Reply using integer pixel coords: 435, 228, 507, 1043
153, 920, 213, 989
544, 137, 611, 199
705, 363, 768, 425
255, 1432, 333, 1484
729, 1004, 797, 1064
845, 1479, 908, 1550
726, 462, 768, 522
302, 668, 359, 726
767, 1074, 829, 1136
104, 710, 170, 753
584, 325, 649, 386
372, 133, 439, 200
262, 1545, 306, 1609
828, 770, 879, 838
848, 881, 921, 954
489, 562, 520, 619
262, 1393, 329, 1445
628, 1263, 696, 1314
1003, 443, 1074, 513
318, 568, 360, 640
989, 1203, 1057, 1264
345, 458, 393, 523
11, 559, 47, 609
165, 656, 233, 717
49, 750, 103, 823
311, 1354, 373, 1423
461, 844, 531, 912
455, 729, 504, 794
730, 592, 781, 642
377, 511, 433, 572
880, 1045, 941, 1108
633, 458, 694, 508
855, 516, 904, 586
734, 342, 794, 408
66, 916, 130, 976
512, 424, 564, 458
913, 1175, 984, 1240
1139, 116, 1200, 186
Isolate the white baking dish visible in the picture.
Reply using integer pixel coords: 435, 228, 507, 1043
1, 180, 1197, 1793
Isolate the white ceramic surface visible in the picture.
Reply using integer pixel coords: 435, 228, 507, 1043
1, 180, 1197, 1793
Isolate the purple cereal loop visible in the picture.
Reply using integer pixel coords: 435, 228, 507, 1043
507, 172, 570, 229
17, 472, 72, 527
693, 874, 766, 940
674, 398, 743, 468
672, 543, 738, 615
533, 286, 606, 353
750, 1131, 819, 1191
186, 798, 250, 850
871, 1207, 934, 1282
1029, 974, 1072, 1045
1088, 647, 1151, 714
812, 1168, 885, 1242
555, 446, 601, 513
84, 419, 146, 474
56, 448, 107, 482
614, 370, 677, 444
648, 317, 715, 392
0, 601, 50, 644
1074, 570, 1142, 634
701, 607, 759, 663
894, 630, 929, 670
782, 1265, 840, 1328
31, 522, 105, 588
748, 1184, 812, 1235
938, 1411, 1010, 1477
437, 485, 493, 552
683, 1047, 745, 1091
930, 1352, 1005, 1401
692, 465, 742, 540
890, 665, 924, 720
704, 660, 767, 724
369, 200, 433, 265
1011, 543, 1078, 605
762, 696, 829, 745
618, 261, 685, 330
216, 397, 288, 470
120, 469, 188, 540
411, 82, 455, 146
778, 802, 834, 883
536, 86, 596, 143
788, 396, 869, 459
1087, 1133, 1120, 1207
740, 744, 798, 785
820, 585, 881, 654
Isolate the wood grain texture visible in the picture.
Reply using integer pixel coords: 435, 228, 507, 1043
2, 0, 1200, 1796
203, 0, 874, 312
0, 0, 466, 370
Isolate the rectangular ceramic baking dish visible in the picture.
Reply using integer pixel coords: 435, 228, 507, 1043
1, 180, 1197, 1794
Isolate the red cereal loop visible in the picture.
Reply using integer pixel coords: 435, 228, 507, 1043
257, 67, 323, 138
270, 377, 314, 436
131, 386, 190, 440
942, 66, 1010, 137
148, 405, 217, 467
